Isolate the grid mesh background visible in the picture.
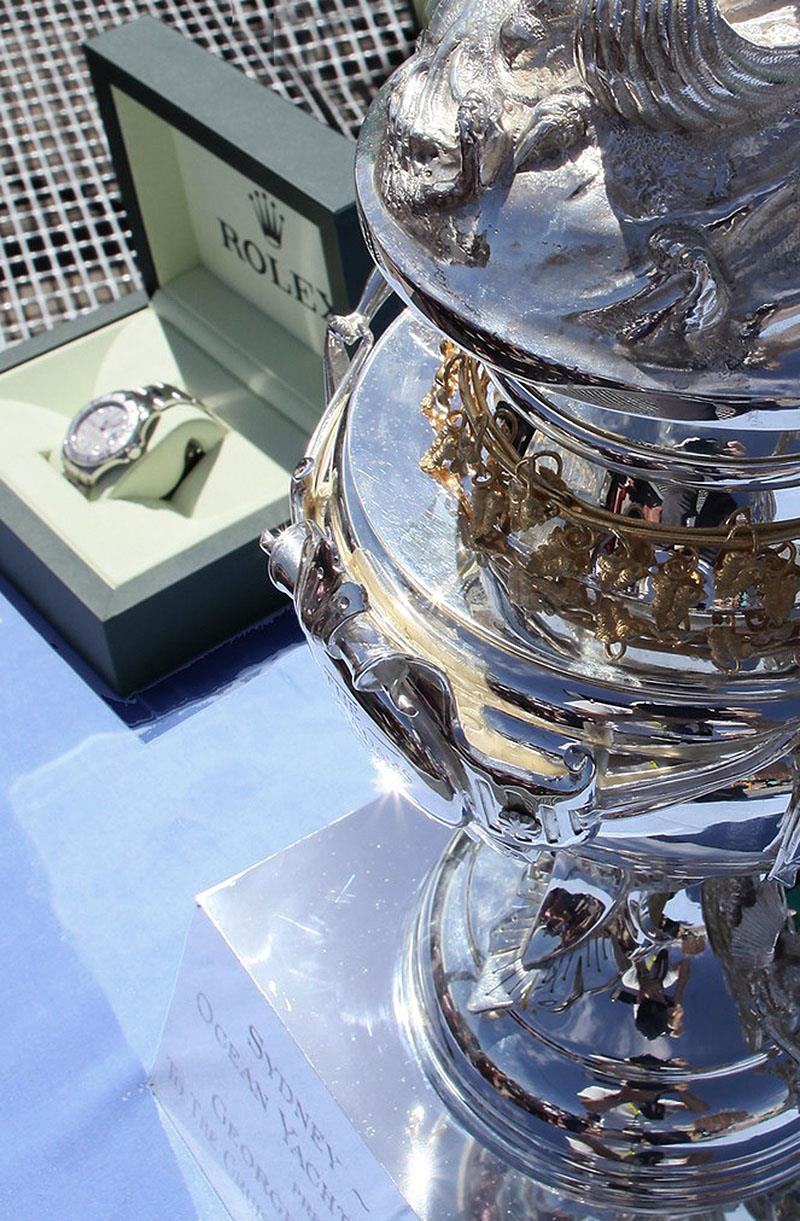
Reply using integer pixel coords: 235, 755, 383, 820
0, 0, 417, 347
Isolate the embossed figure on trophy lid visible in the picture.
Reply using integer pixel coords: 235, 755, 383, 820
358, 0, 800, 403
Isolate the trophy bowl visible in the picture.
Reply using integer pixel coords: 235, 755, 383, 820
264, 0, 800, 1211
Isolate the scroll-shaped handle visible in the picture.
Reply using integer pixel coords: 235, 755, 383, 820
324, 268, 392, 406
263, 519, 600, 850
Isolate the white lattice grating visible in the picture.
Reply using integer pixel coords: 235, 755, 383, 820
0, 0, 416, 346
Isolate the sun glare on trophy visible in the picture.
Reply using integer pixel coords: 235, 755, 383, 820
404, 1104, 439, 1215
371, 755, 410, 799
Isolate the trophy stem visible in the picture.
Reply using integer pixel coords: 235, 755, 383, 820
400, 830, 800, 1214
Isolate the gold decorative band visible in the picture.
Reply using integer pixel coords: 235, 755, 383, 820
420, 344, 800, 671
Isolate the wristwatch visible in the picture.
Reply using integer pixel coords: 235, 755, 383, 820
62, 383, 208, 493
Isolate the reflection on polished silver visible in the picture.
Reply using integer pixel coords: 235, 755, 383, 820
359, 0, 800, 409
61, 383, 207, 493
265, 302, 800, 1211
265, 0, 800, 1209
419, 345, 800, 676
403, 838, 800, 1207
454, 1135, 800, 1220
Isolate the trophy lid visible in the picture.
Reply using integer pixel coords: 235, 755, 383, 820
356, 0, 800, 425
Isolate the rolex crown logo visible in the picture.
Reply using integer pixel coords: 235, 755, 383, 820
249, 190, 285, 249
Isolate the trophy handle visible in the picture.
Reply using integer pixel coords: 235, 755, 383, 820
266, 269, 598, 852
265, 517, 599, 847
323, 268, 393, 406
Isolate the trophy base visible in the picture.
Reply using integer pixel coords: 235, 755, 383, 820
152, 797, 800, 1220
404, 832, 800, 1213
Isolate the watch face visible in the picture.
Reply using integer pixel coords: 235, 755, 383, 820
64, 395, 142, 468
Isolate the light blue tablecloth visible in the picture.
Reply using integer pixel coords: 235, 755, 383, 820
0, 580, 377, 1221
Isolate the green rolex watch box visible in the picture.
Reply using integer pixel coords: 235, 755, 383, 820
0, 16, 372, 694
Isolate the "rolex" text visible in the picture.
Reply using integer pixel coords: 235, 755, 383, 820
218, 219, 333, 320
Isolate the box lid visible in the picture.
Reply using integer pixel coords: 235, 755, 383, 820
85, 17, 371, 361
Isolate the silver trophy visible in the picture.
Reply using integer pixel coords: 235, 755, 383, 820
265, 0, 800, 1211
